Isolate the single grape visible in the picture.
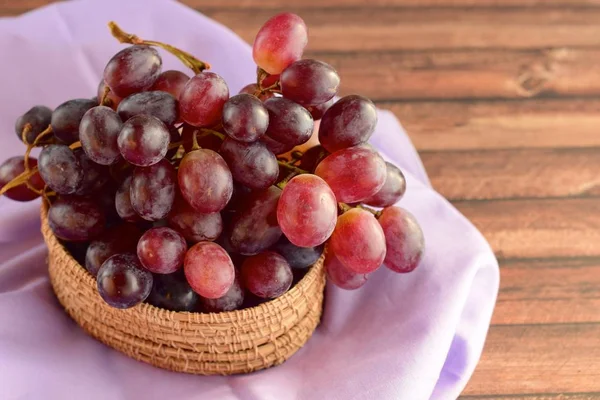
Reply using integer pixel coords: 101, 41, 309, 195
184, 241, 235, 299
137, 227, 187, 274
15, 105, 52, 144
51, 99, 97, 144
130, 159, 176, 221
272, 236, 324, 269
179, 72, 229, 127
118, 114, 170, 167
298, 145, 329, 172
73, 149, 110, 195
253, 13, 308, 75
365, 162, 406, 207
97, 80, 123, 109
85, 224, 141, 276
115, 175, 140, 223
178, 149, 233, 213
200, 274, 244, 312
260, 134, 295, 155
181, 124, 223, 153
150, 70, 190, 99
277, 174, 337, 247
147, 270, 199, 312
167, 196, 222, 243
0, 157, 45, 202
306, 98, 333, 121
281, 59, 339, 106
241, 251, 293, 299
326, 252, 369, 290
264, 97, 313, 146
238, 83, 275, 102
97, 253, 153, 309
38, 144, 83, 195
220, 137, 279, 190
318, 95, 378, 153
48, 197, 106, 241
222, 94, 269, 142
79, 106, 123, 165
315, 146, 386, 203
229, 185, 282, 255
377, 206, 425, 273
103, 45, 162, 98
117, 91, 179, 126
330, 208, 386, 274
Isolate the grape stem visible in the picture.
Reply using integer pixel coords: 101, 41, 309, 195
108, 21, 211, 74
20, 123, 32, 144
338, 202, 382, 217
277, 161, 308, 175
100, 85, 112, 107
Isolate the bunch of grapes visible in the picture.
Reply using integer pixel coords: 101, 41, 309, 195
0, 13, 424, 312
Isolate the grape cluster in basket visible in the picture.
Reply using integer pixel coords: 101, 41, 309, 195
0, 13, 424, 312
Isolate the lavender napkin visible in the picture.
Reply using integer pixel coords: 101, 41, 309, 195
0, 1, 499, 399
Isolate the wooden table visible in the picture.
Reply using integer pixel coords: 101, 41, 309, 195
5, 1, 600, 398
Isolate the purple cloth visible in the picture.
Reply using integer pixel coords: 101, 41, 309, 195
0, 1, 499, 399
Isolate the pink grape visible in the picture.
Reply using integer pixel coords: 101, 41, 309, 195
252, 13, 308, 75
130, 159, 176, 221
200, 274, 244, 312
85, 224, 141, 276
241, 251, 293, 299
365, 162, 406, 207
167, 196, 222, 243
79, 106, 123, 165
0, 157, 45, 202
264, 97, 313, 146
179, 72, 229, 127
326, 252, 369, 290
277, 174, 337, 247
150, 70, 190, 99
378, 206, 425, 273
48, 197, 106, 242
15, 105, 52, 144
115, 175, 140, 223
97, 80, 123, 109
280, 59, 340, 106
184, 242, 235, 299
220, 137, 279, 190
97, 253, 153, 309
118, 114, 170, 167
222, 94, 269, 142
103, 45, 162, 98
330, 208, 386, 274
137, 227, 187, 274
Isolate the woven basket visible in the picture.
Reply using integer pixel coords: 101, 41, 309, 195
40, 203, 326, 375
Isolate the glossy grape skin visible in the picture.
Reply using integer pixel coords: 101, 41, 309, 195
137, 227, 187, 274
378, 206, 424, 273
222, 94, 269, 142
147, 270, 199, 312
238, 83, 275, 102
103, 45, 162, 98
97, 253, 153, 309
150, 70, 190, 99
15, 105, 52, 144
330, 208, 386, 274
184, 242, 235, 299
272, 236, 324, 269
179, 72, 229, 128
306, 98, 333, 121
264, 97, 313, 146
48, 197, 106, 242
118, 114, 170, 167
277, 174, 337, 247
241, 251, 293, 299
260, 134, 295, 155
298, 145, 329, 172
85, 224, 141, 276
73, 149, 110, 195
117, 91, 179, 126
252, 13, 308, 75
326, 252, 369, 290
51, 99, 97, 144
0, 157, 45, 202
229, 186, 282, 255
97, 80, 123, 109
115, 175, 141, 223
38, 144, 83, 195
281, 59, 339, 106
220, 137, 279, 190
318, 95, 378, 153
200, 274, 244, 312
178, 149, 233, 213
181, 124, 223, 153
167, 197, 222, 243
130, 159, 176, 221
315, 146, 386, 203
79, 106, 123, 165
365, 162, 407, 207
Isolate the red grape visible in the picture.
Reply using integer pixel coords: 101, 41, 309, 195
118, 114, 170, 166
15, 105, 52, 144
117, 91, 179, 126
238, 83, 275, 102
85, 224, 141, 276
252, 13, 307, 75
222, 94, 269, 142
130, 159, 176, 221
48, 197, 106, 241
167, 196, 223, 243
377, 206, 424, 273
179, 72, 229, 127
73, 149, 110, 195
97, 253, 153, 309
200, 274, 244, 312
178, 149, 233, 213
115, 175, 140, 223
318, 95, 378, 153
184, 242, 235, 299
325, 252, 369, 290
264, 97, 313, 146
306, 98, 333, 121
220, 137, 279, 190
298, 145, 329, 172
97, 80, 123, 109
38, 144, 83, 195
79, 106, 123, 165
137, 227, 187, 274
241, 251, 293, 299
150, 70, 190, 99
0, 157, 44, 201
365, 162, 406, 207
315, 146, 386, 203
103, 45, 162, 98
51, 98, 97, 144
272, 236, 324, 269
330, 208, 386, 274
277, 174, 337, 247
147, 270, 199, 312
281, 59, 339, 106
260, 134, 295, 155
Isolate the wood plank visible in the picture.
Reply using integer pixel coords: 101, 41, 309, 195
462, 324, 600, 396
454, 198, 600, 259
461, 392, 600, 399
388, 99, 600, 151
421, 148, 600, 201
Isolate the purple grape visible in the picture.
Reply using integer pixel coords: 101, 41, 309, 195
79, 106, 123, 165
222, 93, 269, 142
280, 59, 339, 106
38, 144, 83, 195
130, 159, 176, 221
118, 114, 170, 167
103, 45, 162, 98
15, 105, 52, 144
219, 137, 279, 190
117, 91, 179, 126
147, 271, 199, 312
272, 236, 324, 269
264, 97, 313, 146
97, 253, 153, 309
365, 162, 406, 207
115, 175, 140, 223
200, 274, 244, 312
51, 99, 97, 144
48, 197, 106, 241
85, 224, 142, 276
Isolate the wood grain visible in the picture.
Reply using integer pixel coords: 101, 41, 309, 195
188, 0, 600, 8
462, 394, 600, 399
